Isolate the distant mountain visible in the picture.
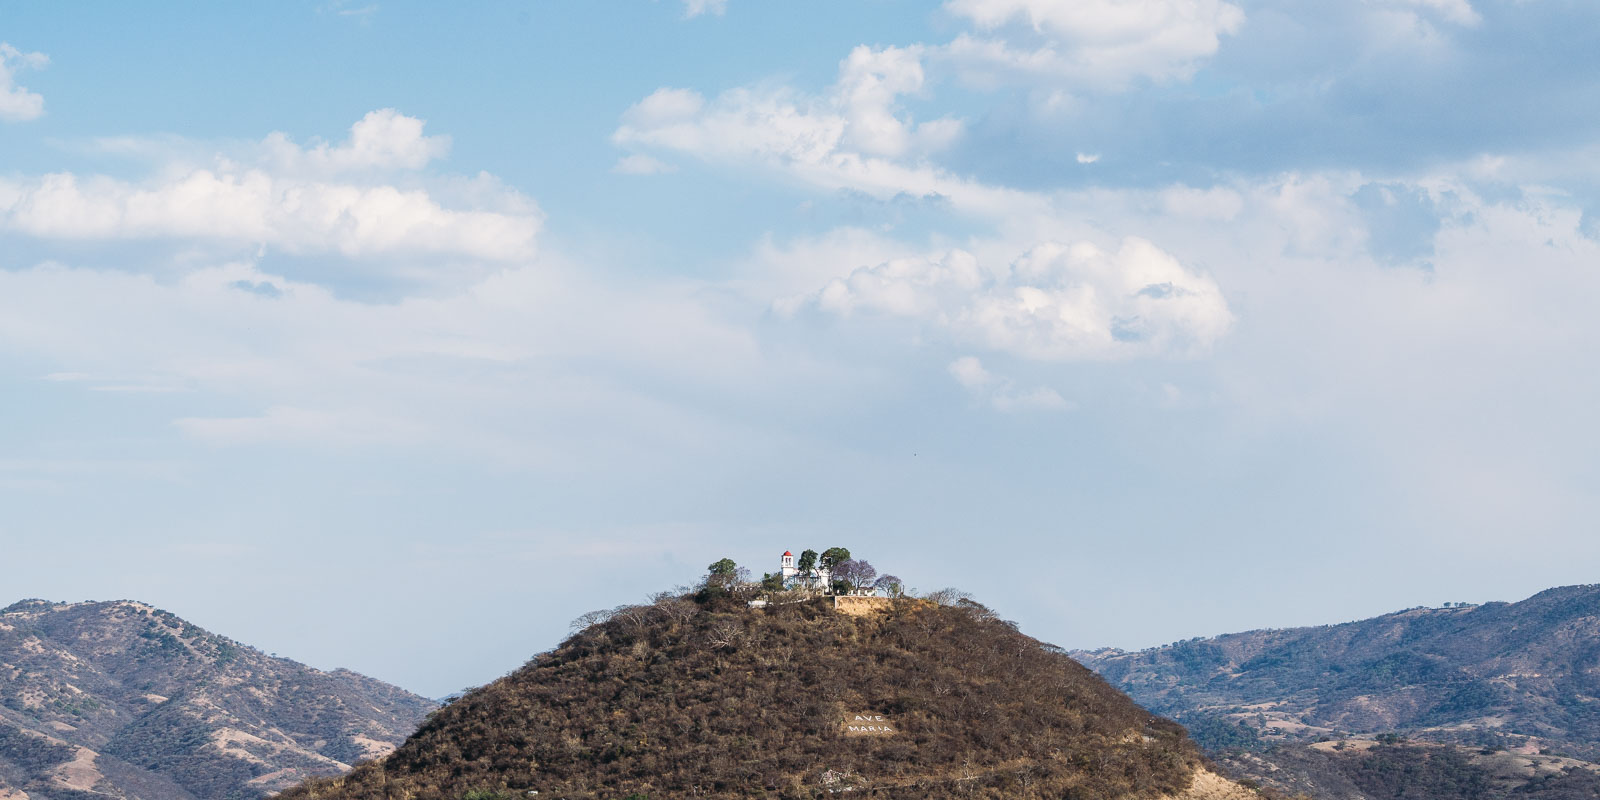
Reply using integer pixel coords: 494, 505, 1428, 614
281, 591, 1254, 800
0, 599, 434, 800
1075, 584, 1600, 799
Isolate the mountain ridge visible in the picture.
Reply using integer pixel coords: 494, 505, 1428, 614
1075, 583, 1600, 800
0, 599, 434, 800
1075, 583, 1600, 755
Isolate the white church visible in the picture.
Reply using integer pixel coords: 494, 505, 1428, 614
778, 550, 833, 591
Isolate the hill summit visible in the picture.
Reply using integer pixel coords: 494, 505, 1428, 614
0, 599, 434, 800
284, 590, 1253, 800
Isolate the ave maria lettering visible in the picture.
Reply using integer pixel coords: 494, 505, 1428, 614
842, 712, 896, 737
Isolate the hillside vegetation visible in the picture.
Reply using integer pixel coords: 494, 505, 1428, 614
284, 592, 1248, 800
0, 600, 434, 800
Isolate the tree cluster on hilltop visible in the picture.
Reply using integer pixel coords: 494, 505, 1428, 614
703, 548, 904, 598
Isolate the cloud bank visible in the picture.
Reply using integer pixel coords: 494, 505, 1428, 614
0, 111, 539, 262
781, 237, 1232, 361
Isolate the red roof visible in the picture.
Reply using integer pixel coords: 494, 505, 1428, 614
783, 551, 792, 556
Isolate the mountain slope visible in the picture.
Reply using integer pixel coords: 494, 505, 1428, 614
1075, 584, 1600, 800
283, 593, 1255, 800
1074, 584, 1600, 758
0, 600, 434, 800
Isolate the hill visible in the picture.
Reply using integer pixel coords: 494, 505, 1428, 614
0, 599, 435, 800
1074, 584, 1600, 799
282, 591, 1256, 800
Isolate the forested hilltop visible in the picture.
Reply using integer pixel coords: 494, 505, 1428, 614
0, 600, 434, 800
282, 584, 1253, 800
1076, 584, 1600, 800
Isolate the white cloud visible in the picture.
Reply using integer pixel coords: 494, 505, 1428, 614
738, 227, 913, 298
616, 0, 1249, 205
947, 354, 992, 388
0, 111, 539, 262
940, 0, 1245, 89
0, 43, 48, 122
1159, 184, 1244, 221
834, 45, 944, 158
948, 355, 1070, 412
614, 51, 1045, 218
611, 0, 1245, 212
0, 170, 538, 261
682, 0, 727, 18
783, 237, 1232, 361
262, 108, 451, 173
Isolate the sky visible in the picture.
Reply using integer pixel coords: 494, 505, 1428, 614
2, 0, 1599, 699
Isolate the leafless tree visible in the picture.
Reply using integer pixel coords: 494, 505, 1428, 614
873, 574, 905, 597
706, 620, 746, 650
832, 559, 877, 593
925, 587, 972, 606
651, 592, 700, 622
569, 608, 615, 632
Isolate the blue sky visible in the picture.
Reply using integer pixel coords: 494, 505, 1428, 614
3, 0, 1600, 698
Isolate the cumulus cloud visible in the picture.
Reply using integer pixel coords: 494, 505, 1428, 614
616, 46, 961, 164
948, 355, 1070, 411
0, 43, 48, 122
940, 0, 1245, 89
781, 237, 1232, 360
0, 111, 539, 261
262, 108, 451, 173
0, 170, 538, 261
614, 49, 1043, 216
611, 0, 1248, 209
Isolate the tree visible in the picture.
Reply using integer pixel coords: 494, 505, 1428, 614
797, 549, 818, 574
873, 574, 904, 598
832, 559, 877, 593
704, 558, 746, 591
760, 572, 784, 592
819, 547, 851, 571
925, 587, 972, 606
